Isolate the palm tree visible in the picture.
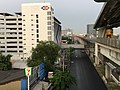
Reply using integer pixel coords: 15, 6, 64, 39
50, 70, 76, 90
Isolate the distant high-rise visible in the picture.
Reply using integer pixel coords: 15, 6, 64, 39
87, 24, 96, 36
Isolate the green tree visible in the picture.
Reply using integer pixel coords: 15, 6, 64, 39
27, 41, 60, 72
50, 70, 76, 90
0, 52, 12, 70
62, 36, 74, 44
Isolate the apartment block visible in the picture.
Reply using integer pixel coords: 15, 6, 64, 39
0, 13, 23, 61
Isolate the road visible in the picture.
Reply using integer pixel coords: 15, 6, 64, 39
68, 49, 108, 90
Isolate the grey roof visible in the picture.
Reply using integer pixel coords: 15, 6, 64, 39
0, 70, 26, 84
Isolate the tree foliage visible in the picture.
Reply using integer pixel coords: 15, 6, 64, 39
0, 52, 12, 70
50, 70, 76, 90
62, 36, 74, 44
27, 41, 60, 71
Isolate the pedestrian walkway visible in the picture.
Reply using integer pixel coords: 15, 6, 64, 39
32, 81, 48, 90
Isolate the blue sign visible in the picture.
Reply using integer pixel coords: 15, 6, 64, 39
21, 79, 26, 90
38, 63, 45, 80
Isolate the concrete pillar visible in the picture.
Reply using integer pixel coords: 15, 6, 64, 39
95, 43, 99, 65
105, 64, 111, 79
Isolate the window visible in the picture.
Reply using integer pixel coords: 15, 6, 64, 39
31, 14, 33, 16
23, 20, 25, 21
32, 34, 34, 36
36, 20, 39, 23
19, 46, 23, 48
0, 37, 4, 39
31, 24, 34, 26
18, 18, 22, 20
31, 29, 34, 31
7, 46, 17, 48
31, 19, 33, 21
36, 24, 39, 28
36, 29, 39, 33
47, 17, 51, 20
23, 29, 26, 31
7, 50, 17, 52
18, 23, 22, 25
7, 37, 17, 39
19, 50, 23, 52
47, 11, 51, 15
37, 39, 39, 42
0, 46, 5, 48
36, 14, 38, 18
23, 15, 25, 16
19, 37, 22, 39
48, 26, 51, 30
19, 28, 22, 30
6, 23, 16, 25
47, 22, 51, 25
7, 42, 17, 44
48, 36, 52, 41
19, 41, 22, 43
19, 32, 22, 34
48, 31, 52, 35
37, 34, 39, 38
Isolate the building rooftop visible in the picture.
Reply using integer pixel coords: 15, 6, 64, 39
0, 70, 25, 84
0, 13, 14, 16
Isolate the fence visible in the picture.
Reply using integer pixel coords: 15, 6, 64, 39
97, 38, 120, 49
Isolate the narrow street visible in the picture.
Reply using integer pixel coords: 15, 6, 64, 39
68, 49, 108, 90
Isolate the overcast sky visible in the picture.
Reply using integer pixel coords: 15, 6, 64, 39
0, 0, 104, 34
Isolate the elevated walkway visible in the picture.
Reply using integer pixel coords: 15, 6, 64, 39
61, 44, 84, 49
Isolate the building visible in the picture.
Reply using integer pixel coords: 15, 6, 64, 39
22, 3, 61, 60
0, 3, 61, 68
94, 0, 120, 87
62, 28, 73, 37
0, 13, 23, 61
87, 24, 96, 37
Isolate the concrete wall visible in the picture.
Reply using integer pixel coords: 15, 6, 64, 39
0, 81, 21, 90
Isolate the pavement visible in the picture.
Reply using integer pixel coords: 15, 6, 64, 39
68, 49, 108, 90
32, 81, 48, 90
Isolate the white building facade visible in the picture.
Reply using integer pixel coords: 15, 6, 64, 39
22, 3, 61, 60
0, 3, 61, 68
0, 13, 23, 61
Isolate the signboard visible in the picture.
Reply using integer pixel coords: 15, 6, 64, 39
38, 63, 45, 80
48, 72, 53, 79
41, 6, 49, 10
24, 67, 32, 76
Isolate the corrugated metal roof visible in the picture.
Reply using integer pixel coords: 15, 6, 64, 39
0, 70, 25, 84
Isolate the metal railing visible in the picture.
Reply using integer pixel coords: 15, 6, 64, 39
96, 37, 120, 49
